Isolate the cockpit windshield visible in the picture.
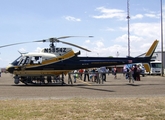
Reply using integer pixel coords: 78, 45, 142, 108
11, 56, 22, 65
11, 56, 43, 66
18, 56, 30, 66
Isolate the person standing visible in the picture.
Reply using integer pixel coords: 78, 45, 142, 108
73, 70, 78, 83
84, 69, 89, 81
100, 66, 107, 81
79, 69, 84, 80
127, 68, 134, 83
136, 65, 141, 81
91, 68, 96, 82
133, 65, 137, 81
113, 67, 117, 79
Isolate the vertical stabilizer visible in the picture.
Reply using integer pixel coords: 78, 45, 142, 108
145, 40, 159, 58
143, 63, 150, 72
143, 40, 159, 72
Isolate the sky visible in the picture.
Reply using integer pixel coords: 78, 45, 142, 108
0, 0, 164, 67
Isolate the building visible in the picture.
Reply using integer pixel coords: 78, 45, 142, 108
138, 51, 165, 73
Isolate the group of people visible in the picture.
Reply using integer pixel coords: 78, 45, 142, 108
72, 64, 143, 83
124, 64, 142, 83
72, 67, 109, 83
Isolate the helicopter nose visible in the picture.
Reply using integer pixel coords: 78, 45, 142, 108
6, 64, 15, 73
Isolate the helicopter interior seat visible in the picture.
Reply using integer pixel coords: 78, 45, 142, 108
30, 60, 33, 64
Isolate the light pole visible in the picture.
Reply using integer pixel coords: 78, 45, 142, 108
116, 51, 119, 57
160, 0, 164, 76
127, 0, 130, 57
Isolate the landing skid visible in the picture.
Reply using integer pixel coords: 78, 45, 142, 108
14, 75, 65, 86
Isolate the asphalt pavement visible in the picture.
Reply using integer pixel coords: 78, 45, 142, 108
0, 73, 165, 100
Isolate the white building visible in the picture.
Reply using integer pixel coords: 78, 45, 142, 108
138, 51, 165, 71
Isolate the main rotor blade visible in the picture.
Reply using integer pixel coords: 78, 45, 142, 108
0, 41, 33, 48
33, 36, 93, 43
0, 36, 93, 52
60, 41, 91, 52
57, 36, 93, 39
33, 39, 48, 43
34, 36, 94, 43
33, 36, 93, 52
0, 39, 49, 48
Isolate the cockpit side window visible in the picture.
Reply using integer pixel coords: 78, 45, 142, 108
24, 57, 30, 64
30, 56, 42, 64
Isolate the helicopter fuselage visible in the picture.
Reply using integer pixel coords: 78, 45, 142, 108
5, 40, 159, 85
6, 39, 157, 76
7, 48, 151, 77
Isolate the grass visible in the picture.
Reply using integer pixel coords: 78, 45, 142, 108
0, 97, 165, 120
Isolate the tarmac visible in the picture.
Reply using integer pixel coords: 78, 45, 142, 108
0, 73, 165, 100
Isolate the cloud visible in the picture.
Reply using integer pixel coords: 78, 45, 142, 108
93, 6, 161, 21
143, 8, 160, 19
119, 26, 127, 31
115, 34, 144, 43
131, 14, 143, 19
80, 20, 161, 58
130, 23, 160, 38
85, 39, 91, 43
144, 13, 160, 18
117, 22, 160, 55
92, 7, 126, 20
80, 43, 128, 57
115, 34, 128, 43
119, 22, 160, 39
64, 16, 81, 22
95, 41, 104, 48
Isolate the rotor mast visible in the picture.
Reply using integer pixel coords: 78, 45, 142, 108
49, 38, 56, 52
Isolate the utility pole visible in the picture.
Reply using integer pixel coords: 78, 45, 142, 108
127, 0, 130, 57
160, 0, 164, 76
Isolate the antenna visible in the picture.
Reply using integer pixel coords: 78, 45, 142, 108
127, 0, 130, 56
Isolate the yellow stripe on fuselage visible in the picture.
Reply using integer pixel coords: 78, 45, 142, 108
145, 40, 159, 57
42, 50, 75, 64
25, 50, 75, 68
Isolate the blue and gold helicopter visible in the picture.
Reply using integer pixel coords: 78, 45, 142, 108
0, 36, 158, 85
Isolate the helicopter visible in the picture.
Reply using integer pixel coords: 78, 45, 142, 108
0, 36, 159, 85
